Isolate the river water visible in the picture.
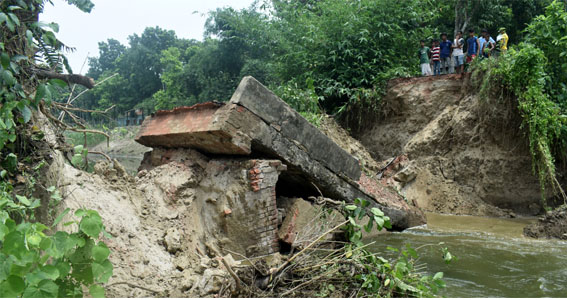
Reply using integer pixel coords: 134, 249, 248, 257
368, 213, 567, 298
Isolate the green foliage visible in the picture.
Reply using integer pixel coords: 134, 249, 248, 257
0, 200, 113, 297
524, 0, 567, 105
340, 198, 452, 297
74, 0, 552, 130
71, 144, 88, 169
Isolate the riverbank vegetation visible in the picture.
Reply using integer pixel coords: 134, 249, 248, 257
77, 0, 553, 123
472, 1, 567, 205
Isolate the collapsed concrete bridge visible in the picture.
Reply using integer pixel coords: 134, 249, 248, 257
135, 76, 424, 256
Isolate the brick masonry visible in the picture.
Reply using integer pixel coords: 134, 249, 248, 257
245, 160, 287, 256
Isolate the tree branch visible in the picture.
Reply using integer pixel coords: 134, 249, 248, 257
32, 68, 95, 89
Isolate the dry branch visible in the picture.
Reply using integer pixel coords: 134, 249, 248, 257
270, 220, 348, 276
88, 151, 112, 162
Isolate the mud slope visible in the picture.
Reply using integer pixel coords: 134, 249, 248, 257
359, 75, 544, 217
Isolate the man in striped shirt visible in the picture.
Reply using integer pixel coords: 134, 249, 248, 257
431, 40, 441, 76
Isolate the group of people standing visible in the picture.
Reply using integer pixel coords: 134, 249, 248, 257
418, 28, 509, 76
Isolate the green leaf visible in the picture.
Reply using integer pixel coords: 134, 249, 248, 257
374, 216, 385, 229
49, 78, 67, 87
5, 17, 14, 32
371, 207, 384, 217
89, 284, 105, 298
19, 105, 32, 123
15, 195, 31, 206
348, 216, 357, 226
0, 13, 7, 25
433, 272, 443, 281
55, 261, 71, 277
345, 205, 357, 211
80, 214, 103, 238
11, 54, 27, 63
25, 29, 33, 46
0, 275, 25, 297
0, 224, 8, 240
53, 208, 70, 227
27, 233, 42, 246
75, 208, 86, 217
443, 251, 453, 264
92, 243, 110, 262
7, 13, 20, 26
39, 237, 52, 250
34, 85, 45, 100
23, 279, 59, 297
71, 154, 84, 167
40, 266, 60, 281
92, 259, 113, 283
1, 69, 16, 85
0, 52, 10, 69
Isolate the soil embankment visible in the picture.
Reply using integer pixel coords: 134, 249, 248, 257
359, 75, 545, 217
524, 206, 567, 239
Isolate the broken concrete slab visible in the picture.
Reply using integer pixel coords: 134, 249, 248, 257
135, 103, 251, 155
136, 78, 360, 181
230, 76, 361, 181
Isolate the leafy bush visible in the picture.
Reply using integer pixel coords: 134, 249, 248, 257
341, 198, 452, 297
0, 180, 113, 297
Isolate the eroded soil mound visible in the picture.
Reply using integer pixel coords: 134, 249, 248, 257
524, 206, 567, 240
359, 75, 544, 217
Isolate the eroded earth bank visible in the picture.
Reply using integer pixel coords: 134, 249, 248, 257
50, 75, 566, 297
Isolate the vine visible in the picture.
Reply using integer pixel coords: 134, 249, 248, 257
472, 43, 566, 207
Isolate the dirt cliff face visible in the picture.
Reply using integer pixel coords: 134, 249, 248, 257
359, 75, 544, 217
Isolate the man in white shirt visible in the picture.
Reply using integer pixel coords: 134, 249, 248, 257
452, 31, 465, 74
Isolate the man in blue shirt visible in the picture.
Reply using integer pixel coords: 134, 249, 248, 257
439, 33, 452, 74
466, 29, 480, 64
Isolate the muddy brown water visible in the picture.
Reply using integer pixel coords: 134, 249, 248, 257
368, 213, 567, 297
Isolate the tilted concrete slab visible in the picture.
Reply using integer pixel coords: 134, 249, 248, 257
230, 77, 361, 181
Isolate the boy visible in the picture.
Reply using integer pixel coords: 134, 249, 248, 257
466, 29, 480, 64
483, 31, 495, 58
418, 40, 432, 76
431, 39, 441, 76
439, 33, 452, 74
452, 31, 465, 74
